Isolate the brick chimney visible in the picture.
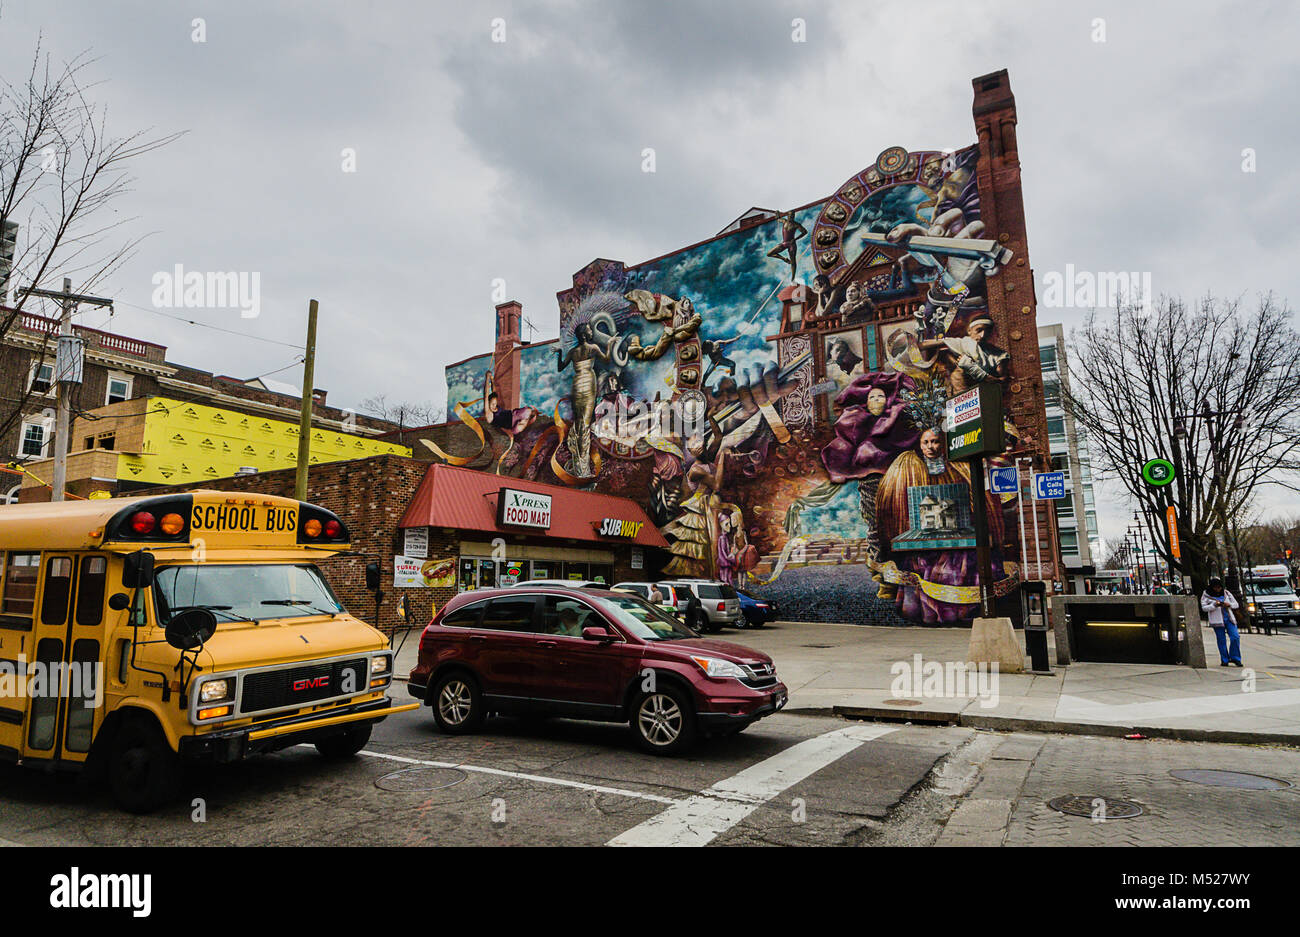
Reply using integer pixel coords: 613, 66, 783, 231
492, 301, 523, 411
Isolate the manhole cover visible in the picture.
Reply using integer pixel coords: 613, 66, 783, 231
882, 698, 923, 707
1169, 769, 1293, 790
1048, 795, 1143, 819
374, 766, 468, 793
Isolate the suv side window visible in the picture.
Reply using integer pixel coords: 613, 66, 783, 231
481, 596, 540, 633
622, 584, 648, 598
441, 601, 488, 628
540, 596, 601, 638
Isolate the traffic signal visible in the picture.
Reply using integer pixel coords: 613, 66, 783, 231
1287, 548, 1293, 561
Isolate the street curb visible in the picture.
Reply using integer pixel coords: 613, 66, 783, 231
829, 705, 1300, 747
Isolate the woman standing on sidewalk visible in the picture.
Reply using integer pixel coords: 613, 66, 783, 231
1201, 577, 1243, 667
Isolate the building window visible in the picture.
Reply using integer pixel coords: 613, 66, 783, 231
1039, 344, 1058, 371
97, 433, 115, 450
20, 422, 47, 458
29, 361, 54, 396
1043, 377, 1061, 408
106, 372, 132, 405
1046, 416, 1066, 441
1060, 530, 1079, 555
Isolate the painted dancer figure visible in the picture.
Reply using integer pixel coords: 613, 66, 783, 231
556, 321, 613, 476
766, 211, 807, 280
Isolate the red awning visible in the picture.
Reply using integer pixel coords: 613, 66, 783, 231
398, 463, 668, 548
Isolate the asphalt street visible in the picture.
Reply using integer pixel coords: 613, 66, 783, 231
1, 704, 1296, 846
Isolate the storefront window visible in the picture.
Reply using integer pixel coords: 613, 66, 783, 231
458, 558, 477, 592
530, 563, 550, 580
478, 559, 497, 588
563, 561, 589, 581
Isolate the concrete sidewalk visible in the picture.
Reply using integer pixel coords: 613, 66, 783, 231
386, 620, 1300, 745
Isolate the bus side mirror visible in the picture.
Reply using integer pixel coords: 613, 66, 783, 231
165, 607, 217, 651
365, 562, 380, 592
123, 550, 155, 589
108, 593, 130, 611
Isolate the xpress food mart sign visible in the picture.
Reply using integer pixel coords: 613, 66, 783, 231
498, 488, 553, 529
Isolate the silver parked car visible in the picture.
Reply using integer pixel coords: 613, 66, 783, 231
658, 579, 741, 633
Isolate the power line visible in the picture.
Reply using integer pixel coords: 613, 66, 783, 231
105, 298, 306, 350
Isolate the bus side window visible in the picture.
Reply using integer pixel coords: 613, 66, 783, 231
40, 557, 73, 626
1, 551, 40, 626
75, 556, 107, 627
129, 583, 150, 628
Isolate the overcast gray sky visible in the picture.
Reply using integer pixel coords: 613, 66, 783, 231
3, 0, 1298, 549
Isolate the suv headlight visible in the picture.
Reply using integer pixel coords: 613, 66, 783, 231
690, 656, 748, 679
198, 678, 232, 703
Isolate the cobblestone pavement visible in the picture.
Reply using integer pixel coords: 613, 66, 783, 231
1000, 735, 1300, 846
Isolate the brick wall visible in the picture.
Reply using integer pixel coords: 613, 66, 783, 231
141, 454, 434, 635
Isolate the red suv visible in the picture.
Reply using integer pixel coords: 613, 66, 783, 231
408, 587, 787, 754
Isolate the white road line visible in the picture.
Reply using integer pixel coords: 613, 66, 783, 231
357, 749, 682, 805
607, 724, 897, 847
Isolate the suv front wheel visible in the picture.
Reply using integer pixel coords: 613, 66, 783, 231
631, 684, 697, 755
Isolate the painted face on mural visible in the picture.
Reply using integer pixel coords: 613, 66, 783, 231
919, 428, 943, 460
866, 387, 888, 416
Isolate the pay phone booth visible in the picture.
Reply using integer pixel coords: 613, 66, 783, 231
1049, 594, 1206, 668
1021, 580, 1051, 672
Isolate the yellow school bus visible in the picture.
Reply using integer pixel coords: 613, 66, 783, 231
0, 490, 416, 812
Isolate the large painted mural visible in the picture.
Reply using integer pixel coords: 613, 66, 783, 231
440, 145, 1032, 624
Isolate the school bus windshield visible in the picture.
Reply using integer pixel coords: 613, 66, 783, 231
153, 563, 345, 624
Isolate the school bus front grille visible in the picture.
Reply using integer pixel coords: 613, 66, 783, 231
240, 658, 367, 714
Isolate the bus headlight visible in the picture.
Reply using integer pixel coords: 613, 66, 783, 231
371, 655, 391, 675
198, 678, 232, 703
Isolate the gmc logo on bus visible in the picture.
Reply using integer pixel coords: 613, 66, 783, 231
293, 676, 330, 692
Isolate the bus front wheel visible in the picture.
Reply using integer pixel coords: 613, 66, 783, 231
315, 722, 372, 759
108, 720, 182, 814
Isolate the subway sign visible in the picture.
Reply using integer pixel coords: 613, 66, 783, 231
945, 383, 1004, 461
497, 488, 553, 529
597, 517, 644, 538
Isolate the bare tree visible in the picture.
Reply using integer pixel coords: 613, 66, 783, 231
1, 34, 180, 444
358, 394, 444, 429
1064, 295, 1300, 594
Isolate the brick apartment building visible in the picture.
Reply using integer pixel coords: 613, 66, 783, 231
0, 306, 400, 501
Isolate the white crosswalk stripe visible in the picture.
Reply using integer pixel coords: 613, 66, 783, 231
607, 724, 897, 847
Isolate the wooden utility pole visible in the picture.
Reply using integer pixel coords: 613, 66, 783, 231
295, 299, 319, 501
19, 277, 113, 501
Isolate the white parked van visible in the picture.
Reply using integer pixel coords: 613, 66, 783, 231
1242, 565, 1300, 625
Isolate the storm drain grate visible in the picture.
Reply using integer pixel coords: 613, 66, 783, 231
1169, 769, 1293, 790
1048, 795, 1144, 819
374, 766, 468, 793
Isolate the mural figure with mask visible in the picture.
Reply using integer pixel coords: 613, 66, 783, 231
874, 426, 1006, 623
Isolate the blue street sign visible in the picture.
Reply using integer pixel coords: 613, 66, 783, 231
1034, 471, 1067, 500
988, 465, 1019, 494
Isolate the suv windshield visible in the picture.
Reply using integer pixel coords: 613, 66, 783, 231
154, 563, 344, 623
596, 594, 698, 641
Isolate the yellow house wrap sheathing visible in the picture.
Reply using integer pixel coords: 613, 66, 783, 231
114, 396, 410, 485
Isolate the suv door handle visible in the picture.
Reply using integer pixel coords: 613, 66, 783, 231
537, 640, 557, 648
469, 635, 486, 643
